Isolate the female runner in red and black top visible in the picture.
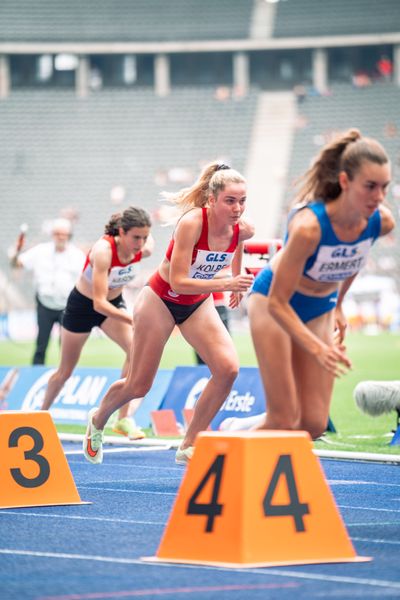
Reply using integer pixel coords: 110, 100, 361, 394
83, 162, 255, 465
41, 207, 153, 440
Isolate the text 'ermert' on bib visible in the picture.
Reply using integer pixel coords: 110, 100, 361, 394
305, 239, 372, 282
189, 250, 235, 280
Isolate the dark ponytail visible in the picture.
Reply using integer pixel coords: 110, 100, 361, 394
104, 206, 151, 236
294, 129, 389, 204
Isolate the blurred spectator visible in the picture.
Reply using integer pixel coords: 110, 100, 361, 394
110, 185, 126, 205
293, 84, 307, 104
383, 122, 398, 138
352, 71, 372, 88
376, 55, 393, 81
89, 67, 103, 90
214, 86, 231, 101
10, 218, 85, 365
233, 85, 246, 99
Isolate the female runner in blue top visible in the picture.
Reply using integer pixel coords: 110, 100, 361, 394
248, 129, 395, 440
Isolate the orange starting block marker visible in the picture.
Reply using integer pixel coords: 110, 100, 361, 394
151, 409, 181, 437
145, 431, 370, 568
0, 411, 87, 509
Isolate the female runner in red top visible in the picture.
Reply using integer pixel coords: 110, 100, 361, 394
83, 162, 255, 464
41, 207, 153, 439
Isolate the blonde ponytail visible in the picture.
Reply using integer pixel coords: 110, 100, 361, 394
160, 162, 245, 217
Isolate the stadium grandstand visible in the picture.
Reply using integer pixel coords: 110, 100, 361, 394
0, 0, 399, 314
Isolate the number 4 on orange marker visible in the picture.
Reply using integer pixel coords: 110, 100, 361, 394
150, 431, 370, 567
187, 454, 225, 532
263, 454, 310, 532
186, 453, 310, 534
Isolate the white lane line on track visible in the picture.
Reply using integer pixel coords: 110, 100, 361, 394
351, 537, 400, 545
0, 549, 399, 590
65, 447, 171, 455
77, 486, 176, 495
347, 522, 399, 526
74, 478, 181, 484
338, 505, 400, 513
329, 480, 400, 487
67, 461, 184, 471
0, 511, 165, 525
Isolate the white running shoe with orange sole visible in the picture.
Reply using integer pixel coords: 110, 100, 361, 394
83, 408, 104, 464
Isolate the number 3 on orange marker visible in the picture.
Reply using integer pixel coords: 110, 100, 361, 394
9, 426, 50, 488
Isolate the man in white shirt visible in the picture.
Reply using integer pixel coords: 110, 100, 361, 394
11, 218, 85, 365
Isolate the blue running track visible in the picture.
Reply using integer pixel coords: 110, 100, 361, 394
0, 444, 399, 600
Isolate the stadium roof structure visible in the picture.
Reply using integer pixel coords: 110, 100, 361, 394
0, 0, 399, 54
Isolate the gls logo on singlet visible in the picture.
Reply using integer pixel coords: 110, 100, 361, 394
206, 253, 228, 262
190, 249, 234, 280
331, 247, 358, 258
118, 266, 134, 275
